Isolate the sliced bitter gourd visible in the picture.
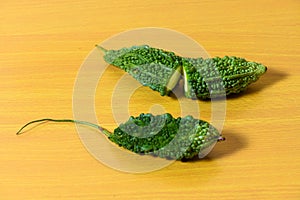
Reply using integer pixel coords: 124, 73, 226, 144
97, 45, 267, 99
182, 56, 267, 99
97, 45, 182, 96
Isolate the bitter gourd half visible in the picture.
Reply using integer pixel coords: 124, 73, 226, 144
97, 45, 182, 96
182, 56, 267, 99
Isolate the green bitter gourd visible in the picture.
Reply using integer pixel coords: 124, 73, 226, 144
97, 45, 267, 99
182, 56, 268, 99
16, 113, 225, 161
97, 45, 182, 96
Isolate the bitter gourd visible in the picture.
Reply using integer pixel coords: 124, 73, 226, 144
97, 45, 267, 99
182, 56, 268, 99
97, 45, 182, 96
16, 113, 225, 161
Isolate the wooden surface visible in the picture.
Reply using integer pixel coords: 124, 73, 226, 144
1, 0, 299, 199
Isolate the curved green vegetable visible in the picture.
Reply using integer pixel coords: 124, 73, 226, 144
97, 45, 182, 96
16, 113, 225, 161
97, 45, 267, 99
182, 56, 267, 99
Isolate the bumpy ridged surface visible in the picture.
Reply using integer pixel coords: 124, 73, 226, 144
182, 56, 267, 99
102, 45, 181, 71
99, 45, 267, 99
108, 113, 221, 160
128, 63, 180, 96
99, 45, 182, 96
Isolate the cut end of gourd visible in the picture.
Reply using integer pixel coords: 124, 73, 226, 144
183, 68, 188, 93
182, 67, 196, 99
165, 66, 182, 92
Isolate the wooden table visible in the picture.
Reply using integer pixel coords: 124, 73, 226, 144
1, 1, 299, 199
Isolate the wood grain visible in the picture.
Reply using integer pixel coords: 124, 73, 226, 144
1, 0, 299, 199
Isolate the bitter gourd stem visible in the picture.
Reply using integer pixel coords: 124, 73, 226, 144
16, 118, 111, 137
95, 44, 107, 53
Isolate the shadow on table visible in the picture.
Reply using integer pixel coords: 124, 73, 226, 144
207, 129, 249, 160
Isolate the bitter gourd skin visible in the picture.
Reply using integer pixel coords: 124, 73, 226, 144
16, 113, 225, 161
182, 56, 268, 99
97, 45, 182, 96
97, 45, 267, 99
